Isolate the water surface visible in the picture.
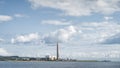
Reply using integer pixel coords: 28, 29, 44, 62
0, 61, 120, 68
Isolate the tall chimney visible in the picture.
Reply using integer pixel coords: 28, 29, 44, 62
56, 42, 59, 60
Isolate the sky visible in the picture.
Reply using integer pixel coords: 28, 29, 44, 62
0, 0, 120, 61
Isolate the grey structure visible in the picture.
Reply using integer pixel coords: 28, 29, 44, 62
56, 42, 59, 60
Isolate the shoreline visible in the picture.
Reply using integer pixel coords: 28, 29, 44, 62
0, 60, 112, 62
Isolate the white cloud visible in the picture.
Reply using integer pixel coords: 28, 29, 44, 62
69, 51, 120, 59
0, 48, 10, 56
10, 21, 120, 45
28, 0, 120, 16
76, 22, 120, 44
104, 16, 113, 21
0, 38, 4, 42
43, 25, 78, 43
103, 33, 120, 44
56, 26, 78, 42
11, 26, 77, 44
14, 14, 28, 18
0, 15, 13, 22
11, 33, 40, 44
41, 20, 71, 25
42, 21, 120, 44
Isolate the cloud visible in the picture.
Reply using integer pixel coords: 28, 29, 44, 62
41, 20, 71, 25
104, 16, 113, 21
103, 33, 120, 44
14, 14, 28, 18
10, 21, 120, 45
43, 25, 78, 44
42, 21, 120, 44
28, 0, 120, 16
11, 33, 41, 44
10, 26, 77, 45
67, 51, 120, 59
0, 48, 10, 56
0, 15, 13, 22
58, 44, 120, 60
0, 38, 4, 43
71, 21, 120, 44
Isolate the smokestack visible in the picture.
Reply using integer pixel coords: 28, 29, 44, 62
56, 42, 59, 60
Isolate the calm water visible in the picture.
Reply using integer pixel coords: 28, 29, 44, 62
0, 61, 120, 68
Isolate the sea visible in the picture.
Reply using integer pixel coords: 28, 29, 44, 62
0, 61, 120, 68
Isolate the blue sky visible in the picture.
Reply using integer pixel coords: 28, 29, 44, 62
0, 0, 120, 61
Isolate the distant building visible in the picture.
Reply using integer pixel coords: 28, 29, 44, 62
45, 55, 50, 61
45, 55, 57, 61
21, 57, 30, 61
50, 56, 56, 61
